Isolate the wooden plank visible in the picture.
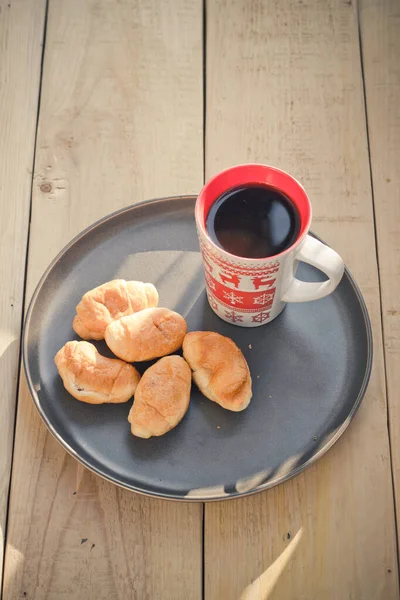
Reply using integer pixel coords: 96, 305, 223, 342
0, 0, 47, 587
204, 1, 399, 598
2, 1, 203, 598
359, 0, 400, 543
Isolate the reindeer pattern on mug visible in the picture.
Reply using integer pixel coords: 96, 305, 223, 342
199, 238, 282, 324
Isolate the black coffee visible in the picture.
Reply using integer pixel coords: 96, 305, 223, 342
206, 185, 300, 259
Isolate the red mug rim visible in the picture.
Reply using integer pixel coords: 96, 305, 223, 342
195, 164, 312, 262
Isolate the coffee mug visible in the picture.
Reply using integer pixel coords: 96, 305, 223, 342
195, 164, 345, 327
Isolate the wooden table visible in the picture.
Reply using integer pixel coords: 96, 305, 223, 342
1, 0, 399, 598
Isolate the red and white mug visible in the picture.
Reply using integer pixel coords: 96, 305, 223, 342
195, 164, 345, 327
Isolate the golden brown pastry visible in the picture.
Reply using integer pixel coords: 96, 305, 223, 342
73, 279, 159, 340
128, 356, 191, 438
105, 307, 187, 362
182, 331, 252, 411
54, 341, 140, 404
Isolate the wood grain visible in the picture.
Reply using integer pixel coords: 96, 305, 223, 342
360, 0, 400, 541
0, 0, 47, 586
2, 1, 203, 598
204, 1, 399, 598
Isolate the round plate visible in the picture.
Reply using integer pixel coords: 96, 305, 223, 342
23, 196, 372, 501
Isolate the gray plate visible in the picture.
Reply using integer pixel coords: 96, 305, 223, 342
23, 196, 372, 501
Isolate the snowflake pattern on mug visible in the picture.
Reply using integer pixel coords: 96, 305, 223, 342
223, 291, 243, 306
224, 310, 244, 323
207, 293, 219, 311
252, 311, 271, 323
205, 273, 216, 290
253, 293, 274, 305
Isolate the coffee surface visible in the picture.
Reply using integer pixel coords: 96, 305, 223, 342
206, 185, 300, 259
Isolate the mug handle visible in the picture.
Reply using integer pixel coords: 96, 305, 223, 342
282, 235, 345, 303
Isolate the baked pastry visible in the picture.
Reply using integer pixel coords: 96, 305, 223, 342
105, 307, 187, 362
54, 341, 140, 404
182, 331, 252, 411
73, 279, 158, 340
128, 356, 191, 438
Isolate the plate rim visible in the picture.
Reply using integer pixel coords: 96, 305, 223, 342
22, 195, 373, 502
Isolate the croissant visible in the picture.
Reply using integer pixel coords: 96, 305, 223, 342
105, 307, 187, 362
128, 356, 191, 438
73, 279, 158, 340
182, 331, 252, 411
54, 341, 140, 404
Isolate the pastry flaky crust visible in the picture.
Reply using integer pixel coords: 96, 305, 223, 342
105, 307, 187, 362
73, 279, 159, 340
54, 341, 141, 404
128, 356, 191, 438
182, 331, 252, 412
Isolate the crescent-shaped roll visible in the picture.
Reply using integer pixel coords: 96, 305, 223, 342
54, 341, 140, 404
105, 307, 187, 362
182, 331, 252, 411
73, 279, 159, 340
128, 356, 191, 438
